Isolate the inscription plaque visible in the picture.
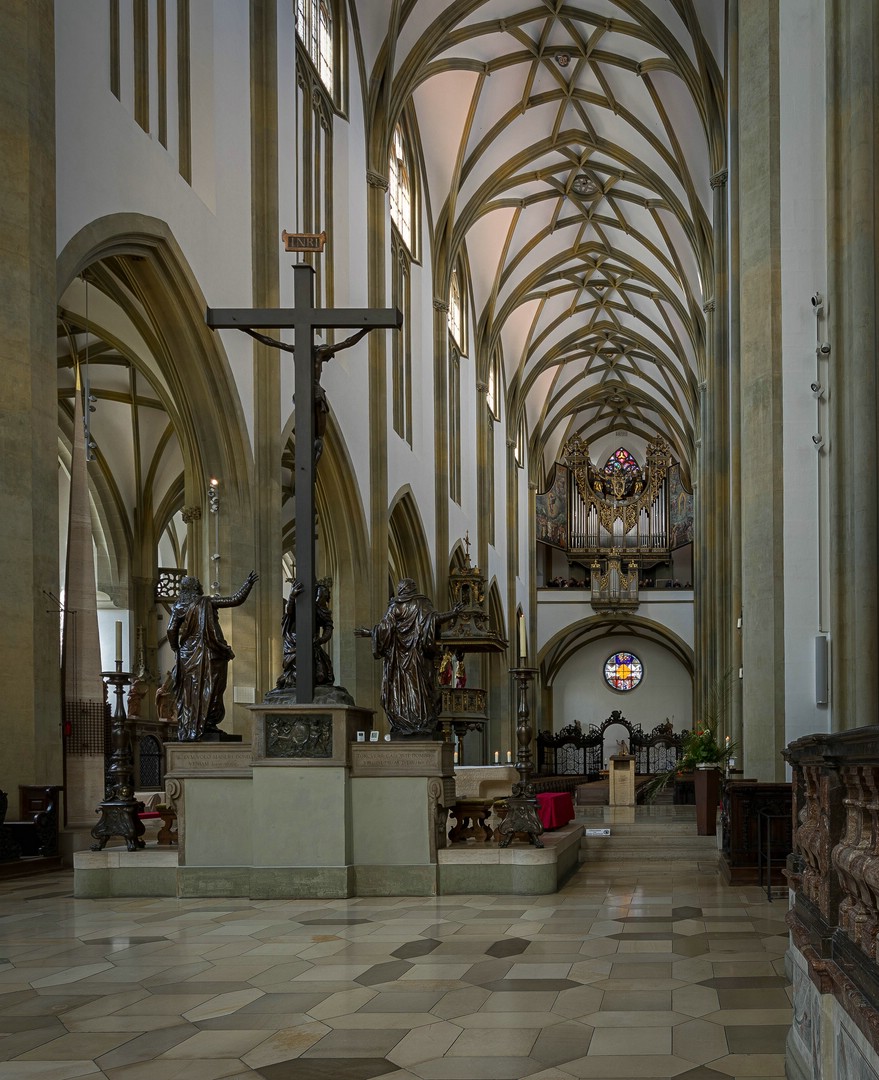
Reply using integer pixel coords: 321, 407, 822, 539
265, 713, 333, 758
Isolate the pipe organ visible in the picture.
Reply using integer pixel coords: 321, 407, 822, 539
536, 434, 688, 611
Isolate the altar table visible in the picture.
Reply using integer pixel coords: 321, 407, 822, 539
536, 791, 575, 830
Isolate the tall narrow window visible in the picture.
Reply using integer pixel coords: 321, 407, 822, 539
486, 413, 495, 545
487, 347, 500, 420
449, 347, 461, 503
389, 124, 413, 252
391, 235, 412, 444
449, 268, 463, 349
297, 0, 334, 94
514, 414, 526, 467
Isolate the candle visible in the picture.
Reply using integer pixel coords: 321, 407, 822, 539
115, 620, 123, 662
518, 614, 527, 660
453, 750, 458, 764
494, 750, 499, 764
506, 750, 512, 763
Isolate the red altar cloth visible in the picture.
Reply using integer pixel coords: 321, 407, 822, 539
536, 791, 575, 830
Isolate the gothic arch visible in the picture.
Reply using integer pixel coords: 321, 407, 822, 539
388, 486, 433, 599
539, 613, 694, 686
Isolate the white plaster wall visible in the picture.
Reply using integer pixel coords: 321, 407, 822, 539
55, 3, 256, 449
550, 636, 693, 734
779, 0, 829, 746
538, 591, 695, 656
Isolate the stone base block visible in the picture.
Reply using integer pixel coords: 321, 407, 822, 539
438, 823, 582, 894
354, 864, 438, 896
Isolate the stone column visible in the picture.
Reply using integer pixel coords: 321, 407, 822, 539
250, 0, 282, 697
432, 297, 451, 604
826, 0, 879, 729
727, 0, 744, 752
367, 169, 391, 721
0, 0, 61, 794
737, 0, 786, 779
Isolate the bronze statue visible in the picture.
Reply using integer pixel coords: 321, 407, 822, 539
276, 577, 335, 690
242, 326, 370, 463
355, 578, 460, 738
167, 572, 257, 741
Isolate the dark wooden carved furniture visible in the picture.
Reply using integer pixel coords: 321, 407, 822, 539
537, 711, 685, 783
448, 799, 495, 843
719, 780, 792, 885
4, 786, 62, 857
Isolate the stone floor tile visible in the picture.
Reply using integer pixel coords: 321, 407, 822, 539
412, 1055, 540, 1079
0, 1065, 104, 1079
17, 1031, 137, 1060
672, 1017, 729, 1064
95, 1025, 200, 1070
386, 1020, 463, 1067
725, 1025, 790, 1054
551, 985, 604, 1019
584, 1010, 685, 1028
707, 1053, 787, 1076
588, 1025, 672, 1056
446, 1027, 538, 1057
672, 984, 721, 1018
599, 989, 671, 1012
480, 991, 558, 1012
159, 1028, 278, 1058
183, 988, 266, 1021
302, 1027, 408, 1056
429, 987, 490, 1019
561, 1052, 693, 1076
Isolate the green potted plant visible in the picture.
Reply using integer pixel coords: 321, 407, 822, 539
643, 674, 735, 834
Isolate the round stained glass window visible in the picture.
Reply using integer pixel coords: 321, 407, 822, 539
604, 651, 643, 692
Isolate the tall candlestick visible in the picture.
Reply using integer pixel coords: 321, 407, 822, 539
115, 620, 123, 662
518, 614, 527, 660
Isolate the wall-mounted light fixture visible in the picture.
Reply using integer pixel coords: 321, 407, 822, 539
812, 434, 824, 448
817, 342, 831, 356
811, 291, 824, 315
810, 381, 825, 398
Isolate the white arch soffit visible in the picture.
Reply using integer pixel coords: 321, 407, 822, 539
366, 0, 723, 477
540, 612, 694, 685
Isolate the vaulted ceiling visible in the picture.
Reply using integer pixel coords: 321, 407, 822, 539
360, 0, 725, 481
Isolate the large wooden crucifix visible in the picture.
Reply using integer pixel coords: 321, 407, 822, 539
207, 263, 402, 702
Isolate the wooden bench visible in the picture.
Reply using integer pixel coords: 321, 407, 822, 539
2, 786, 61, 858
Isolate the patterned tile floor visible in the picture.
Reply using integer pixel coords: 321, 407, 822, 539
0, 846, 791, 1079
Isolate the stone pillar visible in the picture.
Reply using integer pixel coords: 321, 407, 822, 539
727, 0, 744, 753
737, 0, 786, 779
250, 0, 282, 698
366, 168, 391, 722
0, 0, 61, 794
826, 0, 879, 729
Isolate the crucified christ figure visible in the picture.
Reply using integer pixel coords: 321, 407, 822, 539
242, 326, 370, 463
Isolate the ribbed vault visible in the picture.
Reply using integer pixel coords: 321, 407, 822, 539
361, 0, 724, 477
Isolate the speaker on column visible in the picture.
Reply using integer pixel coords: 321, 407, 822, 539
815, 635, 828, 706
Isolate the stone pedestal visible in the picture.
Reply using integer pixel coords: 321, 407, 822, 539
609, 754, 635, 807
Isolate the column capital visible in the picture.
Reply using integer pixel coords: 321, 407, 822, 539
181, 505, 202, 523
702, 298, 716, 313
433, 298, 449, 313
366, 169, 389, 190
710, 169, 728, 189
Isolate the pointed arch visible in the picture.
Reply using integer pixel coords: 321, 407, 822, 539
388, 486, 433, 600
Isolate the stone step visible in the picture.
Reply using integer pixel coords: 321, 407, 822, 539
577, 819, 703, 836
579, 817, 719, 864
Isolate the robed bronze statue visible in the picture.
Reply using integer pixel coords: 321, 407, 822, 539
168, 572, 257, 740
355, 578, 460, 738
276, 577, 335, 690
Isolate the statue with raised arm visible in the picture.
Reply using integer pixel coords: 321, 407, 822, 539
242, 326, 369, 464
167, 572, 258, 741
276, 576, 335, 690
355, 578, 461, 739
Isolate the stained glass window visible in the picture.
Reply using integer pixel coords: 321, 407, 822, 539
604, 447, 640, 474
604, 651, 643, 691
